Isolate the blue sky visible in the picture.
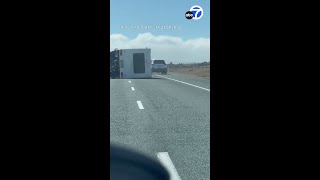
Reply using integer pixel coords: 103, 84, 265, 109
110, 0, 210, 40
110, 0, 210, 63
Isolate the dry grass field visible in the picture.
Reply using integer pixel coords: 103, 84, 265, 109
168, 65, 210, 79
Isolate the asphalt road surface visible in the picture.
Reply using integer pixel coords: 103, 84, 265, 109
110, 72, 210, 180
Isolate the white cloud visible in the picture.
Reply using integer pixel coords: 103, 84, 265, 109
110, 33, 210, 64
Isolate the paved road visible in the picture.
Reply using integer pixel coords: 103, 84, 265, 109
110, 72, 210, 180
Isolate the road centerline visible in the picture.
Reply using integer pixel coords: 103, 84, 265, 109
157, 152, 182, 180
155, 74, 210, 92
136, 101, 144, 109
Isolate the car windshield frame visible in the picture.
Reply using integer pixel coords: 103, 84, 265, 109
152, 60, 166, 65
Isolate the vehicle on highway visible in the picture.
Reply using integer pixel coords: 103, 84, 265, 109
110, 48, 152, 79
152, 60, 168, 74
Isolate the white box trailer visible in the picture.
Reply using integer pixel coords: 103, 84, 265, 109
118, 48, 152, 79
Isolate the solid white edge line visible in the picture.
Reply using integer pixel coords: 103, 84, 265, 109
131, 87, 135, 91
157, 152, 182, 180
155, 75, 210, 92
136, 101, 144, 109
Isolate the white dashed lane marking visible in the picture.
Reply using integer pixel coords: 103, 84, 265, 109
136, 101, 144, 109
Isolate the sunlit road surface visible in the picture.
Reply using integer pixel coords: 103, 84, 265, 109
110, 72, 210, 180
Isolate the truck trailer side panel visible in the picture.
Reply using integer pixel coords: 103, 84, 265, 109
110, 50, 120, 78
119, 49, 152, 79
133, 53, 146, 74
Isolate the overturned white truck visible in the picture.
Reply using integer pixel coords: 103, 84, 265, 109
110, 48, 152, 79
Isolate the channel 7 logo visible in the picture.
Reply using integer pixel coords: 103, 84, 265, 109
185, 5, 203, 20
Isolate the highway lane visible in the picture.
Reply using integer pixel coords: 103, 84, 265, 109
158, 72, 210, 90
110, 73, 210, 180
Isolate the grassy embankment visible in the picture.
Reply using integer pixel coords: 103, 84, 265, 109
168, 64, 210, 79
